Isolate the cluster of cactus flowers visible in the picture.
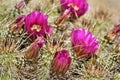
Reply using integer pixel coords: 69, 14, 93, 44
12, 0, 100, 78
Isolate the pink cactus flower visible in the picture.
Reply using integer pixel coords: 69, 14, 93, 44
25, 11, 53, 38
71, 28, 99, 58
25, 37, 45, 61
51, 50, 71, 76
60, 0, 89, 17
55, 0, 88, 27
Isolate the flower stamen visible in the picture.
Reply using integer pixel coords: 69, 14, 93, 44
68, 3, 79, 11
31, 25, 41, 32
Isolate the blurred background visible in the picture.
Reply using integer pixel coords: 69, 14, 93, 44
88, 0, 120, 23
1, 0, 120, 23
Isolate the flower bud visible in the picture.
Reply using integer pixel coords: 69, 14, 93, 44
51, 50, 71, 76
10, 15, 26, 33
106, 23, 120, 42
15, 0, 26, 10
24, 37, 45, 61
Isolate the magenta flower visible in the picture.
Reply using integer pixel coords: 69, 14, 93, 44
71, 28, 99, 58
60, 0, 89, 17
25, 11, 53, 38
25, 37, 45, 61
51, 50, 71, 76
55, 0, 88, 27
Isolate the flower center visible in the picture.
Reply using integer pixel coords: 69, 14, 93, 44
31, 25, 41, 32
68, 3, 79, 11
